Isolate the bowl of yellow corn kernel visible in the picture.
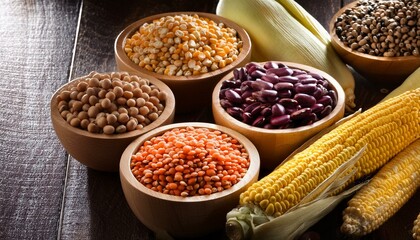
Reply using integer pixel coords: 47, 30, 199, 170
114, 12, 252, 113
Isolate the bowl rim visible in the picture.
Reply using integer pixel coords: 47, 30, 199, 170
212, 61, 346, 134
328, 0, 420, 63
119, 122, 260, 203
114, 11, 252, 83
50, 72, 176, 140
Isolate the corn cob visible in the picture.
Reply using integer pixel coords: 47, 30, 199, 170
216, 0, 356, 110
414, 212, 420, 240
226, 88, 420, 239
341, 139, 420, 236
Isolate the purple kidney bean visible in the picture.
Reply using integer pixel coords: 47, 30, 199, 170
308, 72, 323, 80
277, 89, 292, 98
225, 89, 243, 104
294, 93, 316, 107
220, 99, 233, 108
250, 102, 264, 117
271, 103, 286, 116
300, 78, 319, 85
244, 102, 261, 113
292, 69, 307, 76
328, 90, 337, 106
242, 112, 254, 125
270, 114, 291, 126
320, 105, 332, 118
244, 96, 256, 104
317, 84, 328, 95
252, 115, 266, 127
250, 70, 266, 78
263, 61, 279, 69
317, 95, 333, 106
274, 82, 294, 91
245, 62, 259, 72
318, 79, 330, 88
277, 76, 299, 84
260, 90, 277, 103
263, 123, 276, 129
299, 113, 318, 126
310, 103, 324, 113
251, 79, 273, 91
261, 74, 280, 84
261, 106, 272, 117
295, 83, 317, 94
312, 87, 323, 100
290, 108, 312, 120
221, 79, 238, 89
227, 107, 243, 120
266, 67, 293, 76
241, 90, 252, 100
279, 98, 299, 109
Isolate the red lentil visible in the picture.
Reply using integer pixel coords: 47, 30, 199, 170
130, 126, 250, 197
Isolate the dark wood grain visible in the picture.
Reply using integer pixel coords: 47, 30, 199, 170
0, 0, 81, 239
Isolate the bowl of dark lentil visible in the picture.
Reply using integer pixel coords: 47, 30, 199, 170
119, 122, 260, 239
329, 0, 420, 86
114, 12, 252, 113
212, 61, 346, 171
50, 71, 175, 172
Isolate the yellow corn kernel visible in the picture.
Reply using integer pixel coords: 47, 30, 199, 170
414, 212, 420, 240
341, 139, 420, 236
239, 88, 420, 217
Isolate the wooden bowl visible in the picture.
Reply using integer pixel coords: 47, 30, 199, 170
50, 72, 175, 172
114, 12, 252, 113
119, 122, 260, 239
329, 1, 420, 86
212, 62, 346, 171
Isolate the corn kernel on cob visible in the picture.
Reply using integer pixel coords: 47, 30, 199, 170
226, 88, 420, 239
341, 139, 420, 236
414, 212, 420, 240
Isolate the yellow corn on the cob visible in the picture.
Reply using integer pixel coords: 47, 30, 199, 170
341, 140, 420, 236
414, 212, 420, 240
239, 88, 420, 217
216, 0, 356, 110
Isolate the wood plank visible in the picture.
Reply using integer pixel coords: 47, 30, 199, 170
0, 0, 81, 239
59, 0, 219, 239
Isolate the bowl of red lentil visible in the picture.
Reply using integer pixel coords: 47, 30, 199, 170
119, 122, 260, 239
329, 0, 420, 86
50, 71, 175, 172
212, 61, 346, 171
114, 12, 252, 113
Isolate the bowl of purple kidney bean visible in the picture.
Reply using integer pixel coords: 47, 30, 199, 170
212, 61, 345, 171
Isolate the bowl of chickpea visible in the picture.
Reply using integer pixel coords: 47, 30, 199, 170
114, 12, 252, 113
329, 0, 420, 86
119, 122, 260, 239
50, 71, 175, 172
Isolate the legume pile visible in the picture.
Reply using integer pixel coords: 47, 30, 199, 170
124, 14, 243, 76
334, 0, 419, 57
219, 62, 338, 129
131, 126, 250, 197
56, 72, 167, 134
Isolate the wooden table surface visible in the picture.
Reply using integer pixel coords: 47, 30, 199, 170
0, 0, 418, 239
